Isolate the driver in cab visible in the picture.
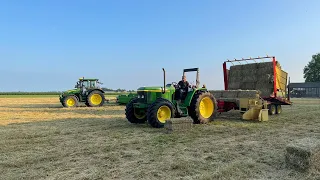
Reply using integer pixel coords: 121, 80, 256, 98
178, 75, 190, 94
175, 75, 192, 115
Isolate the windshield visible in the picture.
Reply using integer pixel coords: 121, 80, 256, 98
90, 81, 96, 88
75, 80, 98, 88
82, 81, 89, 88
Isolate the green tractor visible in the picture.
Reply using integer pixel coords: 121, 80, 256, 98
125, 68, 218, 128
59, 77, 105, 108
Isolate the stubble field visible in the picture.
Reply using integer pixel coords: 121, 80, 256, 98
0, 96, 319, 180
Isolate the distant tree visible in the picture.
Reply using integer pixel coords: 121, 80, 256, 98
303, 53, 320, 82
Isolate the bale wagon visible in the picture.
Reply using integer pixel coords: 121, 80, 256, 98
210, 56, 292, 121
116, 93, 137, 105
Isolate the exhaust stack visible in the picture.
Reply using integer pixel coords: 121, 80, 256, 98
162, 68, 166, 94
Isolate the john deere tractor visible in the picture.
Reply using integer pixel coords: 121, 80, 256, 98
59, 77, 105, 108
125, 68, 218, 128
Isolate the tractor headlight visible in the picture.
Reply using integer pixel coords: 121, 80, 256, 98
141, 95, 144, 98
138, 95, 141, 98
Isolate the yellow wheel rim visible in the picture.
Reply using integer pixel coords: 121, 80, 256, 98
277, 106, 281, 113
157, 105, 171, 123
199, 97, 214, 118
90, 94, 102, 105
134, 108, 146, 119
67, 98, 75, 107
271, 105, 276, 114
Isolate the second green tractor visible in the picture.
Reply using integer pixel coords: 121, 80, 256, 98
59, 78, 105, 108
125, 68, 218, 128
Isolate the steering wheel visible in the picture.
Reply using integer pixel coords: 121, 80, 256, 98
171, 82, 179, 88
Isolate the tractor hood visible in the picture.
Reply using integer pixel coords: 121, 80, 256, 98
137, 86, 174, 92
65, 89, 79, 93
61, 88, 80, 96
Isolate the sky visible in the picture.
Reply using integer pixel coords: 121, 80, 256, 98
1, 0, 320, 92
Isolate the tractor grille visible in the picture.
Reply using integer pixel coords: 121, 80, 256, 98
137, 91, 148, 103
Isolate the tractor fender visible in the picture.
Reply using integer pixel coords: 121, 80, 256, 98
184, 88, 208, 106
86, 89, 105, 95
74, 94, 81, 101
63, 94, 80, 102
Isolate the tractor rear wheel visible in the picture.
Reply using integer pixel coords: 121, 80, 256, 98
62, 95, 79, 108
189, 91, 217, 124
86, 90, 105, 107
125, 97, 147, 124
147, 98, 174, 128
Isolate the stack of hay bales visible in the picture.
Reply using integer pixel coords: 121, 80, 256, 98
285, 137, 320, 172
228, 61, 280, 97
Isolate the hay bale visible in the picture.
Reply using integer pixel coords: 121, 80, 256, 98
285, 137, 320, 172
237, 90, 260, 98
210, 90, 259, 99
164, 119, 193, 133
228, 82, 241, 90
221, 90, 238, 98
209, 90, 223, 98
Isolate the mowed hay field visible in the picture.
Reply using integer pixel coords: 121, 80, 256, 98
0, 96, 319, 180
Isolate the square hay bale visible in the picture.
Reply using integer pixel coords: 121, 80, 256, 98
164, 119, 193, 133
237, 90, 260, 98
210, 90, 260, 99
228, 82, 241, 90
285, 137, 320, 172
257, 61, 274, 69
221, 90, 238, 98
209, 90, 224, 98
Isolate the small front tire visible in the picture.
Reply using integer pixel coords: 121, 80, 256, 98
147, 98, 174, 128
125, 98, 147, 124
62, 95, 79, 108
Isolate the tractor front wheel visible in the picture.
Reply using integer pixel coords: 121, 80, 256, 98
147, 98, 174, 128
189, 91, 217, 124
125, 97, 147, 124
86, 90, 105, 107
62, 95, 79, 108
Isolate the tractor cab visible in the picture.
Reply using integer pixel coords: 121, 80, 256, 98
172, 68, 200, 103
75, 78, 102, 89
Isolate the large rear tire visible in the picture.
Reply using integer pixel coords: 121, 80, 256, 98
62, 95, 79, 108
189, 91, 217, 124
86, 90, 105, 107
147, 98, 174, 128
125, 98, 147, 124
